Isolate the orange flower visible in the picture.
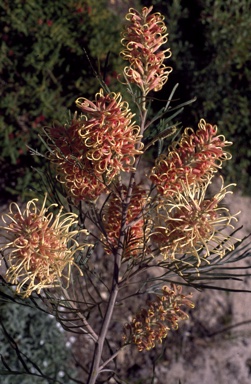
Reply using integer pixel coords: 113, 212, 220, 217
76, 89, 143, 179
121, 6, 172, 94
46, 117, 107, 202
102, 184, 148, 260
46, 89, 143, 202
0, 194, 89, 297
150, 119, 232, 196
123, 284, 194, 351
151, 177, 239, 266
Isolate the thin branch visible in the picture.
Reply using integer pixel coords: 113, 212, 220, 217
61, 288, 98, 342
99, 345, 128, 371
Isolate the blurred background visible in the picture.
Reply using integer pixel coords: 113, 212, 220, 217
0, 0, 250, 202
0, 0, 251, 383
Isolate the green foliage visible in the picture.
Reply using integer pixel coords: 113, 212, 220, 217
0, 0, 136, 201
145, 0, 251, 193
1, 0, 250, 196
0, 291, 73, 383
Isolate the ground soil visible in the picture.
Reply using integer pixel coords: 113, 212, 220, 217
1, 187, 251, 384
128, 189, 251, 384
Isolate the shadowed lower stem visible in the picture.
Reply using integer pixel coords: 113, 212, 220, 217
86, 157, 140, 383
86, 214, 128, 382
86, 278, 120, 384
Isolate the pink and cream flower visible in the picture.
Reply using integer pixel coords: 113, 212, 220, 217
123, 284, 194, 351
102, 184, 148, 260
0, 194, 89, 297
46, 89, 143, 202
76, 89, 143, 179
46, 117, 107, 202
121, 6, 172, 94
150, 119, 232, 197
151, 177, 239, 266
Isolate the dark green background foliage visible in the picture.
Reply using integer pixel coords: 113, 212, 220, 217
0, 295, 73, 383
1, 0, 250, 199
0, 0, 137, 201
148, 0, 251, 192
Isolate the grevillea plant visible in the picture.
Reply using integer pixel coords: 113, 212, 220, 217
0, 5, 250, 384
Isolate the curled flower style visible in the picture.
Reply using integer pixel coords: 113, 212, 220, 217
0, 194, 89, 297
151, 177, 239, 266
123, 284, 194, 351
102, 184, 149, 260
46, 118, 107, 202
76, 89, 143, 179
121, 6, 172, 94
150, 119, 232, 197
46, 89, 143, 202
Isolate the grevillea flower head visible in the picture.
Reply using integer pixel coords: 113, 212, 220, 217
150, 119, 232, 197
102, 184, 149, 260
76, 89, 144, 178
121, 6, 172, 94
46, 117, 107, 202
0, 194, 89, 297
123, 284, 194, 351
151, 177, 239, 266
46, 90, 143, 202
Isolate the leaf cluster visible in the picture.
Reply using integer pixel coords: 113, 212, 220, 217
0, 287, 73, 383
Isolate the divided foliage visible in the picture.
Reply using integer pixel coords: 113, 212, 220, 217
0, 290, 72, 383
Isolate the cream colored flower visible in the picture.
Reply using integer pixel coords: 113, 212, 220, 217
0, 194, 89, 297
151, 177, 239, 266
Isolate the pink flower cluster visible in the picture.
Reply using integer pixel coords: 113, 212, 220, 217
121, 6, 172, 94
150, 119, 232, 196
123, 284, 194, 351
47, 90, 143, 202
0, 195, 88, 297
102, 184, 148, 260
46, 118, 106, 201
76, 90, 143, 178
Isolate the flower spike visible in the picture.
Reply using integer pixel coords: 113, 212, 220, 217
76, 89, 143, 180
0, 194, 90, 297
102, 184, 149, 260
45, 117, 107, 202
150, 119, 232, 197
151, 177, 239, 266
123, 284, 194, 351
121, 6, 172, 95
46, 90, 143, 202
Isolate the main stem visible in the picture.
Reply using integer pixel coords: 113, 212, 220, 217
86, 197, 130, 384
86, 103, 148, 384
86, 274, 120, 384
